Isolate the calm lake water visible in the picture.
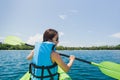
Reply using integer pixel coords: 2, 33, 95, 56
0, 50, 120, 80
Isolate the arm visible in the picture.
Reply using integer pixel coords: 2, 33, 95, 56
26, 50, 34, 60
51, 52, 75, 72
67, 55, 75, 68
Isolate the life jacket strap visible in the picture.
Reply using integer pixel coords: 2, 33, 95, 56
52, 45, 55, 50
29, 63, 59, 80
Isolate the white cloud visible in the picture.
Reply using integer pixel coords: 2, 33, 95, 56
27, 32, 64, 45
27, 34, 43, 45
59, 32, 64, 37
59, 15, 67, 20
0, 37, 4, 42
110, 32, 120, 38
58, 10, 79, 20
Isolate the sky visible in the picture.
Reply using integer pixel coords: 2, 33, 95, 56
0, 0, 120, 47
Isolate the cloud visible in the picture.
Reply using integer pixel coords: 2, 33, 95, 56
110, 32, 120, 38
27, 34, 43, 45
59, 32, 64, 37
27, 32, 64, 45
0, 37, 4, 42
58, 10, 79, 20
59, 15, 67, 20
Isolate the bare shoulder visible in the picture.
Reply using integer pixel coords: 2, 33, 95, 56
51, 51, 59, 63
51, 51, 60, 58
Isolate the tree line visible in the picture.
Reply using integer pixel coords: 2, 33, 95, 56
0, 43, 33, 50
56, 45, 120, 50
0, 43, 120, 50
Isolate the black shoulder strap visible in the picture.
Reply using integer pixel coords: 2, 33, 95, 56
52, 45, 55, 50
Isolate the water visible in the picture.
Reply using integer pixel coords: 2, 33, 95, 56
0, 50, 120, 80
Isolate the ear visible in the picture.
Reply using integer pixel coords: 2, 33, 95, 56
52, 37, 55, 42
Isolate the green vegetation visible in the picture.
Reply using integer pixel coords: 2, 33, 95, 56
0, 43, 33, 50
56, 45, 120, 50
0, 43, 120, 50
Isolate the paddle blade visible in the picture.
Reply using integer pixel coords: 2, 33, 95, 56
92, 61, 120, 80
4, 36, 24, 45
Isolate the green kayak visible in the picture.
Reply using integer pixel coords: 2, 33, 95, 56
20, 66, 72, 80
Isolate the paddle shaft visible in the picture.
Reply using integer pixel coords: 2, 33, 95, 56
59, 53, 91, 64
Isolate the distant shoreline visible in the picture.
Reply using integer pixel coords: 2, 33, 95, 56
0, 43, 120, 50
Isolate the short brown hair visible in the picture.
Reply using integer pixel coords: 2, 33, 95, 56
43, 29, 58, 42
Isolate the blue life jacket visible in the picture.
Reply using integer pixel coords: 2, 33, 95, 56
29, 42, 59, 80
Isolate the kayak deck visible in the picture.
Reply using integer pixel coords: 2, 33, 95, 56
20, 66, 72, 80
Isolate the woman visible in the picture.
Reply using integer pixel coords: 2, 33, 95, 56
27, 29, 75, 80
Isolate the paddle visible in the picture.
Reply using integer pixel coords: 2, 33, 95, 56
4, 36, 34, 47
4, 36, 120, 80
59, 53, 120, 80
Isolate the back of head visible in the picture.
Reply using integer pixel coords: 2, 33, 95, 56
43, 29, 58, 42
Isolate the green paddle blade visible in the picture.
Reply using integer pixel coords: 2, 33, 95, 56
4, 36, 25, 45
92, 61, 120, 80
